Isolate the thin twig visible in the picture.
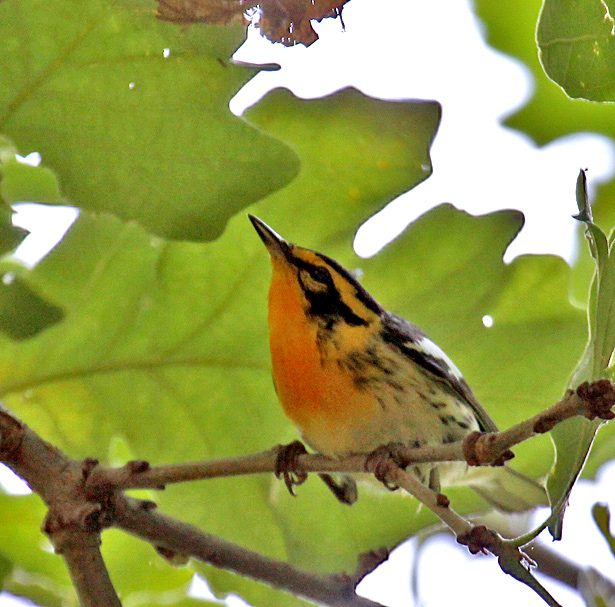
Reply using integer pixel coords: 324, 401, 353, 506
462, 380, 615, 467
381, 462, 562, 607
113, 495, 385, 607
86, 380, 615, 494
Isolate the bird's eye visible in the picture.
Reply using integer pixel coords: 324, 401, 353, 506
310, 266, 331, 284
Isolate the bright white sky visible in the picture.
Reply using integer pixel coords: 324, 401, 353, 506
3, 0, 615, 606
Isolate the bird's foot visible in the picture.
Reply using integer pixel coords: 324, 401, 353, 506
365, 442, 410, 491
275, 440, 309, 496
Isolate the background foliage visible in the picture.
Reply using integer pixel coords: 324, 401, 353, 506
0, 0, 614, 606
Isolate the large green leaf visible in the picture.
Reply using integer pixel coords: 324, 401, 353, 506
0, 0, 299, 242
537, 0, 615, 101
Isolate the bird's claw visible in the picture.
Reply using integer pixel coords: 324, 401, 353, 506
365, 442, 410, 491
275, 440, 309, 496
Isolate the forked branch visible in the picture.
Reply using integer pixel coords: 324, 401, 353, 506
0, 408, 121, 607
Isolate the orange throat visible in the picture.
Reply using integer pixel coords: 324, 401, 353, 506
267, 260, 375, 455
268, 263, 324, 429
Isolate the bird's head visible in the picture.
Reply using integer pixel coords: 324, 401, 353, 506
249, 215, 383, 331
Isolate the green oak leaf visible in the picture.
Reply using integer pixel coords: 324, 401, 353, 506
475, 0, 615, 145
537, 0, 615, 101
0, 0, 299, 242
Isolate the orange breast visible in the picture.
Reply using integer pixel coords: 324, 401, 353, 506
267, 262, 377, 455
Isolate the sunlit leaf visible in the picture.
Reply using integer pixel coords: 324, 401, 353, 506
537, 0, 615, 101
1, 160, 63, 205
0, 0, 300, 242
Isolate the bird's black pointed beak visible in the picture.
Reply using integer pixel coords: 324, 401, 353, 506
249, 215, 290, 260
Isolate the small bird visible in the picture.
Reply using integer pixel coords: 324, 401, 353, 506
250, 215, 546, 512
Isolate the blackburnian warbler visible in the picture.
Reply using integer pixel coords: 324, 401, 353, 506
250, 215, 546, 512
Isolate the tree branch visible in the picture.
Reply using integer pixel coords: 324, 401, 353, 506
113, 495, 385, 607
1, 405, 385, 607
51, 529, 122, 607
378, 461, 562, 607
0, 406, 121, 607
3, 379, 615, 607
85, 380, 615, 494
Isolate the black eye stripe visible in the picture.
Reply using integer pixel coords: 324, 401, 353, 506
315, 253, 383, 316
309, 266, 332, 284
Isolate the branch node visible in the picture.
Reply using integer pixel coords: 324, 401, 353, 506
457, 525, 500, 555
577, 379, 615, 421
139, 499, 158, 511
436, 493, 450, 508
533, 415, 559, 434
462, 431, 482, 466
81, 458, 99, 478
351, 547, 390, 585
462, 432, 513, 466
491, 447, 515, 466
126, 459, 151, 474
365, 443, 410, 490
155, 545, 190, 565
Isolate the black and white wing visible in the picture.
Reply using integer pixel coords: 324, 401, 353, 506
380, 312, 498, 433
